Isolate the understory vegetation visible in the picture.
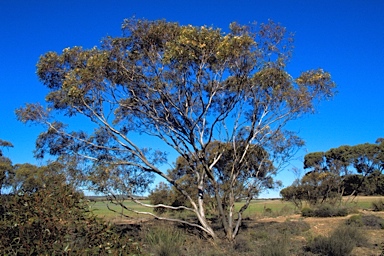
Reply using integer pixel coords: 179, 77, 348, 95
1, 172, 384, 255
0, 164, 142, 255
1, 15, 383, 254
123, 206, 384, 256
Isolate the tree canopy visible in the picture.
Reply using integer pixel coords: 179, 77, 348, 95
0, 139, 13, 195
150, 141, 280, 216
281, 139, 384, 206
16, 18, 336, 240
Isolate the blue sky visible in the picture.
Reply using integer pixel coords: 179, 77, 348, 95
1, 1, 383, 197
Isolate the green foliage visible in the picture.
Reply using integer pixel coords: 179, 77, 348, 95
148, 182, 174, 214
17, 17, 336, 241
345, 214, 364, 227
0, 156, 13, 195
372, 199, 384, 211
282, 139, 384, 208
0, 139, 14, 195
301, 207, 314, 217
301, 204, 349, 217
145, 224, 185, 256
345, 213, 384, 229
306, 225, 367, 256
233, 235, 252, 253
0, 168, 141, 255
359, 214, 384, 229
259, 235, 289, 256
0, 139, 13, 156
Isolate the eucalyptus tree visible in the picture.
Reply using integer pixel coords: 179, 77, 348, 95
150, 141, 280, 219
282, 140, 384, 206
16, 18, 335, 241
0, 139, 13, 195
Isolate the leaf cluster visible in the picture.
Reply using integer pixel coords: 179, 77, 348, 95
0, 166, 141, 255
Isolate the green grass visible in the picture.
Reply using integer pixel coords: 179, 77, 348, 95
90, 199, 295, 220
89, 200, 154, 219
237, 199, 295, 217
345, 196, 383, 209
90, 196, 384, 220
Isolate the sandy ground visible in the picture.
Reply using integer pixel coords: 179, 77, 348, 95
257, 211, 384, 255
114, 210, 384, 255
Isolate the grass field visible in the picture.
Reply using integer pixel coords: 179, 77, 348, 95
90, 196, 384, 220
89, 199, 293, 220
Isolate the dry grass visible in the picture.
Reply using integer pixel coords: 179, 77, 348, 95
101, 196, 384, 255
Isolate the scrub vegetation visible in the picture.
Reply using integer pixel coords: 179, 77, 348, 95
1, 17, 383, 255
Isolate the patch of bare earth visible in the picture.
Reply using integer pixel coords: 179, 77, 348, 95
256, 211, 384, 255
112, 211, 384, 255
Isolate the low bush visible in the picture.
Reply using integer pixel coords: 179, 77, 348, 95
259, 235, 289, 256
361, 214, 384, 229
346, 214, 384, 229
145, 224, 185, 256
274, 220, 311, 235
278, 205, 296, 216
346, 214, 363, 227
314, 204, 349, 217
306, 225, 367, 256
0, 179, 141, 255
233, 235, 252, 253
372, 199, 384, 211
301, 204, 349, 217
301, 207, 314, 217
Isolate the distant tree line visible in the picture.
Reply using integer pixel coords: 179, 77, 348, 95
281, 139, 384, 207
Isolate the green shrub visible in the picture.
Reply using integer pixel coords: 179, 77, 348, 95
233, 235, 251, 253
278, 205, 295, 216
306, 225, 367, 256
361, 214, 384, 229
346, 214, 363, 227
260, 235, 289, 256
145, 224, 185, 256
346, 214, 384, 229
313, 204, 335, 217
301, 207, 314, 217
372, 199, 384, 211
274, 220, 311, 235
302, 204, 349, 218
0, 179, 141, 255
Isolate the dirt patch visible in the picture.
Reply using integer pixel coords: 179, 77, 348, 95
113, 211, 384, 255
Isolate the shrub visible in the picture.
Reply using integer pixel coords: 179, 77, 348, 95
372, 199, 384, 211
381, 242, 384, 256
306, 225, 367, 256
274, 220, 311, 235
361, 214, 384, 229
233, 235, 251, 253
314, 204, 335, 217
145, 224, 185, 256
260, 235, 289, 256
346, 214, 363, 227
346, 214, 384, 229
278, 205, 296, 216
0, 179, 141, 255
302, 204, 349, 218
301, 207, 314, 217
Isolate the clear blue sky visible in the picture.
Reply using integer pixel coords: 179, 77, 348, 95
1, 1, 383, 197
